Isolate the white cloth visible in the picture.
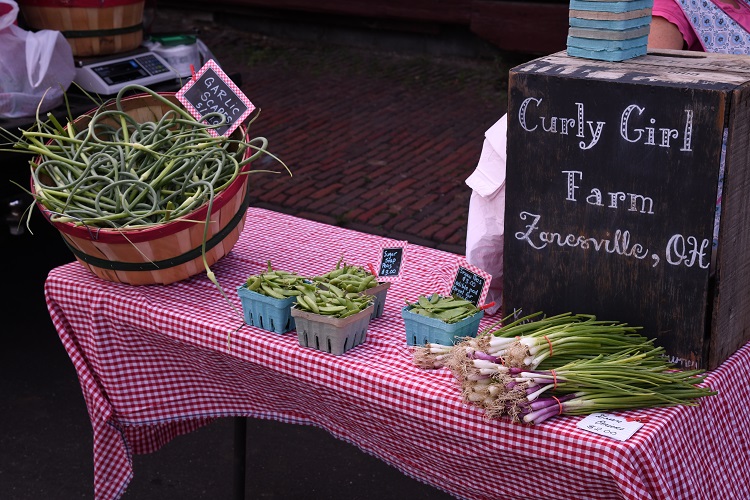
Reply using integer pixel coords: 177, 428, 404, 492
465, 114, 507, 314
0, 0, 75, 118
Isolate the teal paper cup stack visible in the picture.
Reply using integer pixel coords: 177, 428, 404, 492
567, 0, 654, 61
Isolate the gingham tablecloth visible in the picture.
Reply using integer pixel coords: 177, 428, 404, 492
44, 207, 750, 500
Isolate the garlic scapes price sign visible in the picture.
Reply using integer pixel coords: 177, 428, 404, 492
177, 60, 254, 137
503, 53, 729, 370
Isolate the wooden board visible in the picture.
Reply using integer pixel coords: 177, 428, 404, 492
503, 50, 750, 369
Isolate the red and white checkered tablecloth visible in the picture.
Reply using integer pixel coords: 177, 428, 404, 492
44, 207, 750, 500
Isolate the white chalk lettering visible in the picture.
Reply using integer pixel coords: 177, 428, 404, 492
562, 170, 583, 201
516, 97, 695, 153
562, 171, 654, 214
665, 354, 699, 370
514, 212, 649, 260
682, 109, 694, 152
518, 98, 604, 150
665, 234, 710, 269
620, 105, 693, 151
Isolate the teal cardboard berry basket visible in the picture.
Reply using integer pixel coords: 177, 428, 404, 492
237, 284, 296, 334
401, 306, 484, 346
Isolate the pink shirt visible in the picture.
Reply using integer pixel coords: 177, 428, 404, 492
652, 0, 750, 51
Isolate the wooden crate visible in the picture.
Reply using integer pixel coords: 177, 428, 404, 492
503, 50, 750, 370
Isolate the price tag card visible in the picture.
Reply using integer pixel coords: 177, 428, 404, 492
375, 241, 407, 282
445, 260, 492, 307
577, 412, 644, 442
176, 60, 255, 137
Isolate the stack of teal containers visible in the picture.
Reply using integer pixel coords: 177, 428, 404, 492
567, 0, 655, 61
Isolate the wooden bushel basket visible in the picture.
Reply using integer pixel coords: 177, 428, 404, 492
17, 0, 144, 57
33, 94, 252, 286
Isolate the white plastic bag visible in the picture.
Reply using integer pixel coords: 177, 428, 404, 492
0, 0, 75, 118
465, 114, 508, 315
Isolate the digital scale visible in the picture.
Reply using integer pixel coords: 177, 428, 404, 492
73, 47, 181, 95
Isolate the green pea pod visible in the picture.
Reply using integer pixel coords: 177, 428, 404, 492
431, 298, 474, 310
326, 267, 346, 280
303, 295, 320, 313
319, 305, 347, 314
417, 296, 434, 309
326, 283, 345, 298
435, 308, 466, 320
247, 276, 261, 291
414, 309, 436, 318
261, 283, 286, 299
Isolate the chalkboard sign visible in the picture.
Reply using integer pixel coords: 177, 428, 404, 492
503, 52, 732, 369
448, 262, 491, 306
379, 248, 403, 277
176, 60, 254, 137
376, 241, 407, 281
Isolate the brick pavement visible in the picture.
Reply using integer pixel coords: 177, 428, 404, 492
156, 10, 519, 255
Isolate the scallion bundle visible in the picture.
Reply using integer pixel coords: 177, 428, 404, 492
413, 312, 717, 425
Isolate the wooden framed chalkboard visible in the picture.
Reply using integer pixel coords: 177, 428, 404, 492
176, 60, 254, 137
502, 50, 750, 370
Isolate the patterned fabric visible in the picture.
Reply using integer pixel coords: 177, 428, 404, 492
45, 208, 750, 500
678, 0, 750, 53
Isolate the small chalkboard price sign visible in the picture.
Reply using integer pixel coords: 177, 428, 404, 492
447, 261, 492, 307
376, 241, 407, 281
176, 60, 255, 137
